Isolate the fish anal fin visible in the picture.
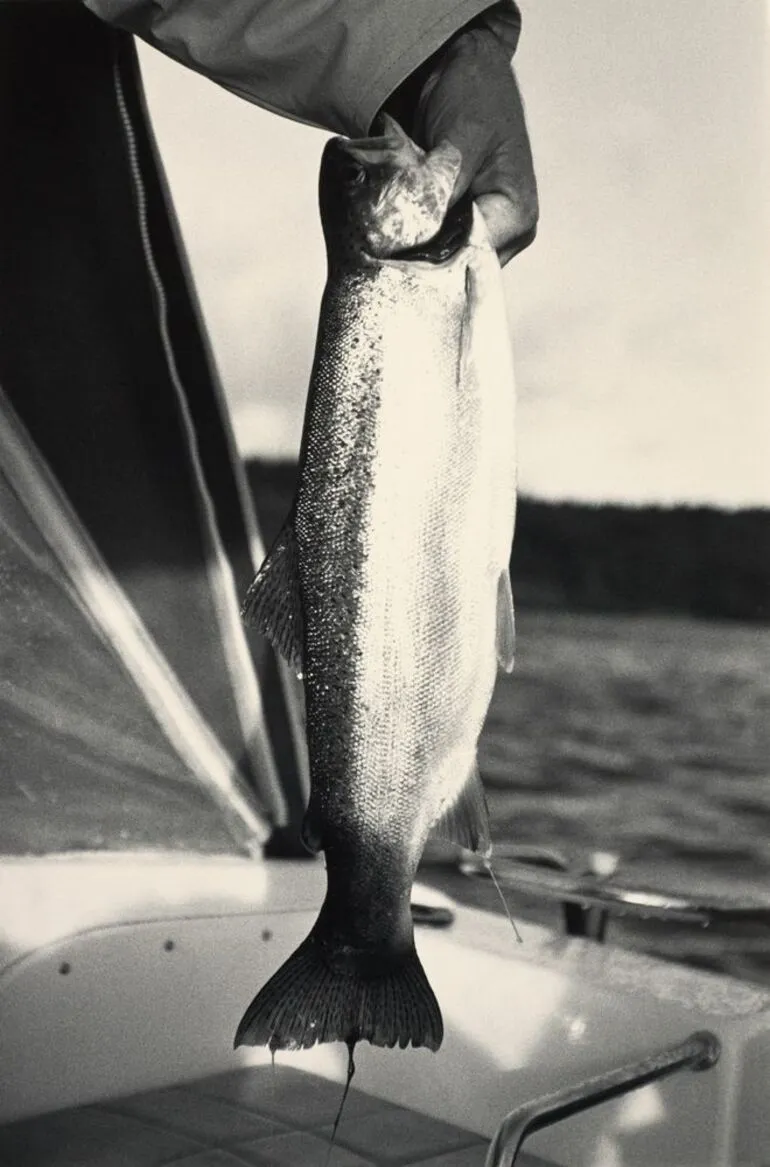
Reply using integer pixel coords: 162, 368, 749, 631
496, 570, 515, 673
241, 519, 304, 677
432, 761, 491, 856
300, 807, 324, 855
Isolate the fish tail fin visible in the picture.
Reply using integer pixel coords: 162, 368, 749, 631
234, 929, 443, 1053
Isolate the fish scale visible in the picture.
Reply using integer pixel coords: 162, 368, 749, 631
236, 116, 516, 1054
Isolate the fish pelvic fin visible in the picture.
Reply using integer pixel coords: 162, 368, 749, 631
496, 569, 516, 673
234, 929, 443, 1053
432, 760, 491, 856
241, 518, 304, 677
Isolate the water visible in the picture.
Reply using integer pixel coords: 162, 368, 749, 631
427, 610, 770, 985
483, 611, 769, 867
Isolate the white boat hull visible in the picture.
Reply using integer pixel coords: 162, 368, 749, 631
2, 854, 768, 1165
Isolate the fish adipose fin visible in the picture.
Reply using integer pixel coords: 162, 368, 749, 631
432, 761, 491, 856
234, 929, 443, 1053
241, 519, 304, 677
496, 570, 515, 673
300, 807, 323, 854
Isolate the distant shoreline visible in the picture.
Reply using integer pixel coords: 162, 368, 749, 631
245, 459, 769, 624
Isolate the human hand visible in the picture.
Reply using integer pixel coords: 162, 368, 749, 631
385, 21, 538, 265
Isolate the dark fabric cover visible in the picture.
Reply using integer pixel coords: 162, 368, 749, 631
0, 3, 308, 854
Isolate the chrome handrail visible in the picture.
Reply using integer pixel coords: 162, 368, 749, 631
485, 1029, 720, 1167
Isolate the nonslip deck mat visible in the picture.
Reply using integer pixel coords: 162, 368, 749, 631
0, 1064, 554, 1166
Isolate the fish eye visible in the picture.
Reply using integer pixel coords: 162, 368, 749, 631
340, 156, 367, 186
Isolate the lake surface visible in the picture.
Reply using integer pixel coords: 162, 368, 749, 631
424, 610, 770, 985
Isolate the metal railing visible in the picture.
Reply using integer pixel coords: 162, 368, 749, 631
486, 1029, 721, 1167
459, 847, 770, 940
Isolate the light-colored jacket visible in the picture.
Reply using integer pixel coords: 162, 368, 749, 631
84, 0, 521, 135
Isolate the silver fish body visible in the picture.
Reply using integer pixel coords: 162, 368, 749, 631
236, 119, 516, 1054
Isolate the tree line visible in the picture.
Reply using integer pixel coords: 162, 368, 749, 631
246, 460, 769, 623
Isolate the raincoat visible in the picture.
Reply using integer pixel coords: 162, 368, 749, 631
85, 0, 521, 135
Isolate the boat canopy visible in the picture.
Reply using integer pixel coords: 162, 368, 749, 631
0, 3, 308, 859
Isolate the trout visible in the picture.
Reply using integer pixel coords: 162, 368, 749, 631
235, 116, 516, 1054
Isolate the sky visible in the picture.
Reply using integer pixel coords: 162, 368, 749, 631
137, 1, 769, 507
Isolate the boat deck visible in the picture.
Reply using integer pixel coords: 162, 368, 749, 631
0, 1064, 551, 1167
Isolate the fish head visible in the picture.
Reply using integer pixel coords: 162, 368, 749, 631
319, 114, 464, 263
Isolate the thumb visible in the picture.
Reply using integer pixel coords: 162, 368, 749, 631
476, 191, 538, 266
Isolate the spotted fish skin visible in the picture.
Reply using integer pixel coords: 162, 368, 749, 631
236, 118, 516, 1054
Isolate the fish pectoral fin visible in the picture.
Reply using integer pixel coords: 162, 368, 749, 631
241, 518, 304, 677
496, 570, 516, 673
431, 760, 491, 856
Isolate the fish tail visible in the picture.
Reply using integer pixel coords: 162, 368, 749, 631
234, 929, 443, 1053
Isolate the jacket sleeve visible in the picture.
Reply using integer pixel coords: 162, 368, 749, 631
83, 0, 521, 136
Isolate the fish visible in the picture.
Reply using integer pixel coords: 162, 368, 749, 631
235, 114, 517, 1055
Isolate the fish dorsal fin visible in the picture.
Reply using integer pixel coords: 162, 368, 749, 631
496, 570, 515, 673
432, 760, 491, 857
241, 519, 304, 677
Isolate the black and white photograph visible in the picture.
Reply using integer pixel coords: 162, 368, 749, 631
1, 2, 767, 1164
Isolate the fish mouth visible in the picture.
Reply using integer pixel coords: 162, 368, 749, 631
388, 193, 474, 265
